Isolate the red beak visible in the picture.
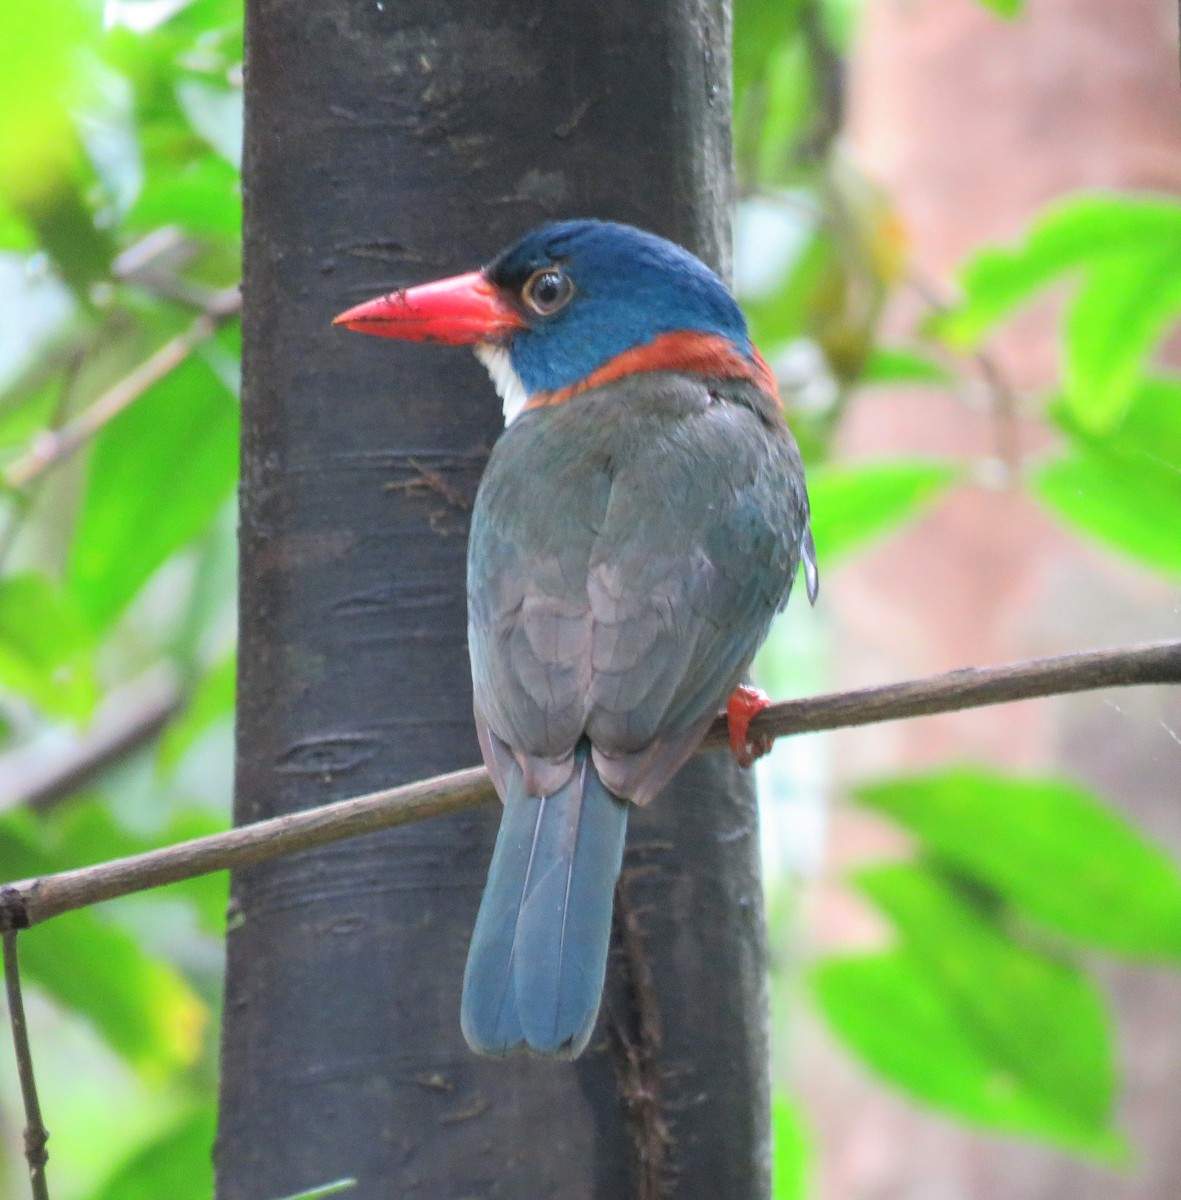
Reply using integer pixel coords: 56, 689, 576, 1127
333, 271, 525, 345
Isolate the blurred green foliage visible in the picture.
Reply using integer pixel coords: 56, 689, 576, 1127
0, 0, 1175, 1197
0, 0, 239, 1196
734, 1, 1181, 1193
816, 858, 1121, 1157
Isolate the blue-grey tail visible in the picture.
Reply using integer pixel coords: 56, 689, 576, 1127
461, 745, 629, 1058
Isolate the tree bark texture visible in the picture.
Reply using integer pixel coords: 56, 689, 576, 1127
217, 3, 770, 1199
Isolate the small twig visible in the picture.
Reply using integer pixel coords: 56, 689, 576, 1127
383, 456, 471, 511
907, 270, 1024, 481
0, 494, 33, 580
744, 187, 828, 227
0, 669, 184, 813
796, 0, 846, 164
0, 639, 1176, 931
3, 933, 50, 1200
3, 289, 241, 490
0, 350, 87, 574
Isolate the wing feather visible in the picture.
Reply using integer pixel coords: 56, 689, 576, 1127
468, 375, 809, 804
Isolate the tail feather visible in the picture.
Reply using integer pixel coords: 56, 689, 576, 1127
461, 747, 628, 1058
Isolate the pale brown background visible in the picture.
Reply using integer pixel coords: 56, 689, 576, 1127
801, 0, 1181, 1195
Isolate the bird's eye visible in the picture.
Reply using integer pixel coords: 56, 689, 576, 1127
522, 267, 574, 316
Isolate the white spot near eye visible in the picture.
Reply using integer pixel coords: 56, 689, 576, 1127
474, 343, 530, 427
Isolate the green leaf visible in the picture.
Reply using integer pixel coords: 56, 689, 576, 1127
0, 201, 34, 251
974, 0, 1023, 16
743, 226, 832, 351
805, 461, 955, 563
23, 911, 207, 1071
820, 0, 860, 52
1097, 375, 1181, 460
0, 0, 116, 300
0, 2, 90, 184
933, 194, 1181, 348
813, 947, 1120, 1155
1037, 377, 1181, 576
772, 1095, 808, 1200
86, 1103, 216, 1200
175, 79, 242, 167
127, 151, 240, 240
0, 573, 98, 718
852, 863, 1118, 1140
68, 349, 239, 630
158, 651, 235, 772
1036, 442, 1181, 577
861, 345, 953, 388
0, 815, 207, 1070
162, 0, 243, 45
0, 375, 68, 452
1064, 250, 1181, 432
753, 38, 814, 186
734, 0, 805, 100
856, 768, 1181, 960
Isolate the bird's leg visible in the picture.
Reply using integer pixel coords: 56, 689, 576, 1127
727, 685, 774, 769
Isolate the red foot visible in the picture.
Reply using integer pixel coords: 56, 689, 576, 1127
727, 685, 773, 769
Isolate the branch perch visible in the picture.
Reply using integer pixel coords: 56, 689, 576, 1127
0, 670, 184, 814
3, 933, 50, 1200
0, 639, 1176, 932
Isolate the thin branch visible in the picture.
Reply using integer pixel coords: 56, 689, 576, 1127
3, 933, 50, 1200
906, 269, 1024, 481
1, 766, 496, 931
702, 638, 1181, 749
0, 639, 1177, 932
3, 288, 241, 490
0, 350, 87, 575
796, 0, 846, 164
0, 670, 184, 814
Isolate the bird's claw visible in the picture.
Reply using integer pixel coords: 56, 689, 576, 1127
727, 685, 773, 769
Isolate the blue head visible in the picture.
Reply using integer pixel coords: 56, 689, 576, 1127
482, 220, 754, 397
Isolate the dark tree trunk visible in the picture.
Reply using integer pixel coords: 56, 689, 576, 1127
217, 3, 769, 1198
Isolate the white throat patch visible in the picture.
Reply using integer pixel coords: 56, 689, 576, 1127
474, 343, 530, 427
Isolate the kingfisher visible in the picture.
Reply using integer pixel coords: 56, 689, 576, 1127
335, 220, 817, 1059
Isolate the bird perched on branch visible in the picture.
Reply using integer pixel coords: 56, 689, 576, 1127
335, 220, 817, 1059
